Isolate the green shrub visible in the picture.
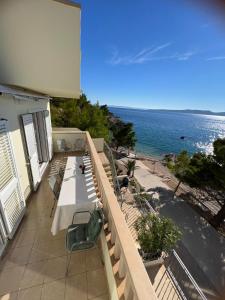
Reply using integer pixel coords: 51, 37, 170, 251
134, 214, 182, 258
134, 193, 151, 203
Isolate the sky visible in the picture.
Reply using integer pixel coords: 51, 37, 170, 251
78, 0, 225, 112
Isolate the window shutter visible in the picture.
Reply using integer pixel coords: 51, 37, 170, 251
0, 125, 16, 190
0, 120, 26, 238
45, 110, 53, 160
22, 114, 41, 190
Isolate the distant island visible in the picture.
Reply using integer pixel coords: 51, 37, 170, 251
149, 109, 225, 116
109, 106, 225, 116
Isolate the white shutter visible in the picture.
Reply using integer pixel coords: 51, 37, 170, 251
0, 120, 26, 238
22, 114, 41, 190
45, 110, 53, 160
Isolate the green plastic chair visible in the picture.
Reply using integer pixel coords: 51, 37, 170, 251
65, 209, 104, 275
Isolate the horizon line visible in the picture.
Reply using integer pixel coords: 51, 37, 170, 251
108, 105, 225, 114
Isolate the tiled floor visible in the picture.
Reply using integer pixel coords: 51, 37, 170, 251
0, 157, 109, 300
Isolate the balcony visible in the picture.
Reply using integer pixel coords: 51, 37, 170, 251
0, 129, 157, 300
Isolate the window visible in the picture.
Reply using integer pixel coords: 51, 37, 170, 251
0, 120, 25, 237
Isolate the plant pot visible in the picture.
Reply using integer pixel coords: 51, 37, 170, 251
143, 255, 164, 268
139, 249, 164, 267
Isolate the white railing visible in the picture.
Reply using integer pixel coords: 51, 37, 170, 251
166, 250, 208, 300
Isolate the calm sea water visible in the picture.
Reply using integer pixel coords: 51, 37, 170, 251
109, 107, 225, 159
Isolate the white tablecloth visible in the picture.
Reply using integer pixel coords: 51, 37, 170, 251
51, 156, 98, 235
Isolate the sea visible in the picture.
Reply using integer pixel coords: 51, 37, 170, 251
109, 106, 225, 159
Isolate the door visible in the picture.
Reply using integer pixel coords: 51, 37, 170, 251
0, 120, 26, 238
22, 114, 41, 190
33, 112, 49, 163
45, 110, 53, 160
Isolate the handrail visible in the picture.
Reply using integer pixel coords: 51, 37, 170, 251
103, 142, 123, 203
85, 131, 157, 300
167, 250, 207, 300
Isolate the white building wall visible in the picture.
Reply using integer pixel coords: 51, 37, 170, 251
0, 94, 50, 200
0, 0, 81, 98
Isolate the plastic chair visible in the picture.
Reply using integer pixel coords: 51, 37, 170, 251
48, 175, 60, 217
65, 209, 103, 275
56, 139, 71, 152
74, 138, 85, 151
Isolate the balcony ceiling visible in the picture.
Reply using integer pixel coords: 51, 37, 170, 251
0, 0, 81, 98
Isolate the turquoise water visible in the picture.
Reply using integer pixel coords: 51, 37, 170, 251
109, 107, 225, 158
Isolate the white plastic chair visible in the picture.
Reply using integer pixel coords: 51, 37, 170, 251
56, 139, 71, 152
74, 138, 85, 151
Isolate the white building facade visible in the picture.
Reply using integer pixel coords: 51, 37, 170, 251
0, 0, 81, 254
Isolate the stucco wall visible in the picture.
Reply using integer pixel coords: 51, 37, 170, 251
93, 138, 104, 153
0, 0, 80, 98
0, 94, 50, 200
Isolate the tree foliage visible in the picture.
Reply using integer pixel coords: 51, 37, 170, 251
50, 94, 109, 141
167, 150, 191, 195
51, 97, 137, 152
168, 151, 190, 181
99, 105, 137, 151
108, 118, 136, 150
168, 138, 225, 228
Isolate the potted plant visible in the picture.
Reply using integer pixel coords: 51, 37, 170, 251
134, 214, 182, 267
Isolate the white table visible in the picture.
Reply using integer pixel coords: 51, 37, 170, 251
51, 156, 99, 235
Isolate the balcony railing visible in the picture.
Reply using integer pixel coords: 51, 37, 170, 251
52, 128, 157, 300
103, 142, 123, 202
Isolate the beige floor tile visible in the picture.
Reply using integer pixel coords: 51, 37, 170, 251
13, 228, 37, 248
0, 265, 25, 296
28, 248, 49, 264
36, 229, 65, 244
43, 257, 67, 283
22, 216, 51, 231
47, 239, 67, 258
65, 273, 87, 300
0, 259, 19, 272
67, 252, 86, 276
0, 291, 18, 300
41, 278, 65, 300
7, 233, 20, 250
34, 238, 66, 259
91, 294, 109, 300
20, 215, 41, 230
87, 268, 108, 299
10, 244, 32, 261
1, 245, 32, 270
0, 156, 109, 300
19, 261, 45, 289
32, 239, 51, 252
85, 248, 103, 272
17, 285, 42, 300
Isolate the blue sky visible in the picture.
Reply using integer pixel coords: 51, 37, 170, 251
79, 0, 225, 111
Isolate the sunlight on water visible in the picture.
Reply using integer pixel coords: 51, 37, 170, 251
195, 115, 225, 154
196, 141, 214, 155
109, 107, 225, 157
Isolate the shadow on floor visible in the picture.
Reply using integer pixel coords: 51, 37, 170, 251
147, 186, 224, 300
